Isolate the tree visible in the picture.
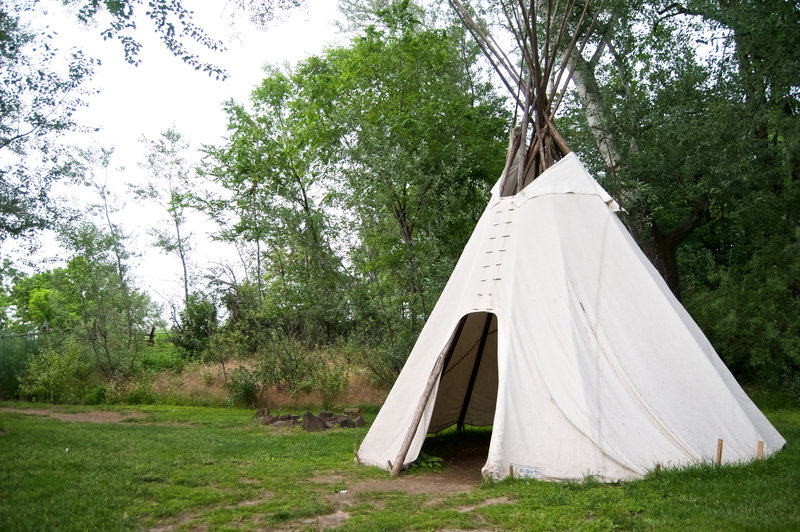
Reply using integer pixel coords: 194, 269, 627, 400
9, 221, 157, 376
76, 147, 142, 350
0, 0, 305, 243
0, 1, 95, 240
49, 0, 308, 79
0, 260, 24, 332
201, 3, 508, 382
301, 6, 508, 380
244, 2, 507, 381
448, 0, 800, 389
203, 65, 349, 347
171, 292, 218, 360
137, 128, 195, 306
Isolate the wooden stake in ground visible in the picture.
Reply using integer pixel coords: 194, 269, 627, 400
757, 440, 764, 460
716, 438, 724, 467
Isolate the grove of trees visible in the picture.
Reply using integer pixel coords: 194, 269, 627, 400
0, 0, 798, 405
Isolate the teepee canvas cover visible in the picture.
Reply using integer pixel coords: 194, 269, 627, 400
357, 153, 785, 481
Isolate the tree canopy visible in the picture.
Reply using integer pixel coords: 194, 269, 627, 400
1, 0, 798, 402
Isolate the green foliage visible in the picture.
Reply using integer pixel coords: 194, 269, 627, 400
227, 366, 259, 407
124, 380, 157, 405
257, 334, 317, 398
83, 385, 107, 405
345, 332, 414, 388
684, 229, 800, 390
137, 127, 195, 305
171, 293, 218, 361
310, 14, 507, 381
71, 0, 225, 78
18, 341, 84, 403
201, 7, 508, 386
8, 220, 159, 377
408, 451, 444, 472
138, 342, 185, 372
0, 336, 38, 399
0, 1, 95, 240
313, 357, 349, 411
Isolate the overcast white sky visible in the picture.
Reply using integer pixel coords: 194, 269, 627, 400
11, 0, 344, 310
70, 0, 342, 157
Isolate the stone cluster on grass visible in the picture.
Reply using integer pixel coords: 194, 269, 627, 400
256, 408, 366, 431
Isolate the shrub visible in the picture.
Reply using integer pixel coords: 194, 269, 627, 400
18, 341, 83, 403
787, 372, 800, 406
138, 344, 184, 372
314, 357, 349, 411
0, 336, 38, 399
124, 381, 156, 405
227, 366, 258, 407
83, 385, 108, 405
257, 333, 316, 398
172, 293, 218, 361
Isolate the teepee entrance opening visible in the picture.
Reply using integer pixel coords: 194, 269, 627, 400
429, 312, 499, 434
420, 312, 499, 473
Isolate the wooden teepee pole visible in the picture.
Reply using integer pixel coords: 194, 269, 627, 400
452, 0, 605, 184
390, 320, 464, 476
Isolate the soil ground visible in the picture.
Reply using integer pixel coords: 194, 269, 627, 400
0, 407, 147, 423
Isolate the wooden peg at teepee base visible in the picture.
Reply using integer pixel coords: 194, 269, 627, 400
757, 440, 764, 460
716, 439, 723, 467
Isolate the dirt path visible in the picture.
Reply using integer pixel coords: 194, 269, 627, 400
301, 435, 508, 531
0, 407, 147, 423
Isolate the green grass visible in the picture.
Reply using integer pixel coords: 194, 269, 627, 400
0, 401, 798, 531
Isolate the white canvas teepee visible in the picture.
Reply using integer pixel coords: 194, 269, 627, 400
357, 153, 785, 481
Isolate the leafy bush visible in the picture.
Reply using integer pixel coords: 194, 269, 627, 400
344, 336, 409, 388
257, 334, 316, 397
83, 385, 107, 405
0, 336, 38, 399
139, 344, 184, 372
408, 452, 444, 472
18, 341, 83, 403
787, 373, 800, 406
172, 293, 218, 361
124, 381, 156, 405
227, 366, 258, 407
313, 357, 349, 411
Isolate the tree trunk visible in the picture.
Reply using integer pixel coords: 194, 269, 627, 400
571, 53, 623, 174
390, 189, 428, 325
638, 198, 708, 300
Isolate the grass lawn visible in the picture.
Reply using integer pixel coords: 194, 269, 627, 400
0, 400, 798, 531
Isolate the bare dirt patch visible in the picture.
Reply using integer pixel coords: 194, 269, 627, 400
315, 450, 485, 507
296, 509, 351, 530
456, 496, 511, 513
0, 407, 147, 424
148, 492, 273, 532
307, 434, 498, 530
